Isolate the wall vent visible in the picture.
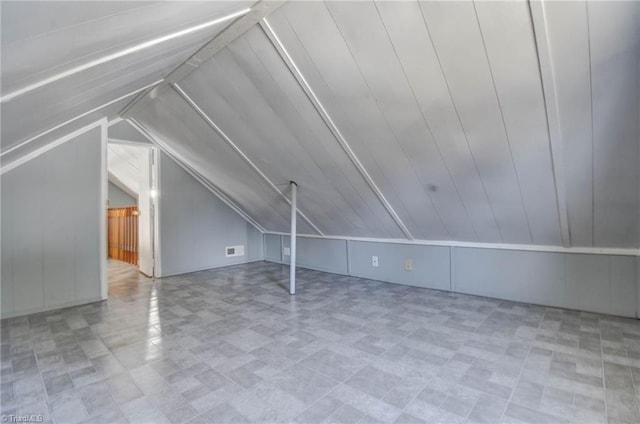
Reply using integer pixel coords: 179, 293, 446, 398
225, 245, 245, 257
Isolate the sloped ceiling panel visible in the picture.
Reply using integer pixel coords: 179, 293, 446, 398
129, 0, 638, 247
107, 144, 149, 195
1, 1, 252, 93
3, 0, 638, 249
132, 88, 318, 235
0, 97, 131, 169
588, 1, 639, 248
539, 0, 639, 248
1, 0, 253, 156
2, 32, 208, 150
265, 0, 563, 244
177, 26, 405, 238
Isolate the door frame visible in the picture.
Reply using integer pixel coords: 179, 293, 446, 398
103, 120, 161, 293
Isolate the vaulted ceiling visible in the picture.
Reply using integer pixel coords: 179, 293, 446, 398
2, 1, 639, 248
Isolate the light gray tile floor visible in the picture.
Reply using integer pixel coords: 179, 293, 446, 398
1, 260, 639, 424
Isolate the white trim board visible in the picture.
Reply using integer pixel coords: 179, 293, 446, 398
1, 119, 107, 175
160, 258, 265, 278
152, 146, 162, 278
264, 232, 640, 257
528, 0, 571, 248
100, 121, 108, 300
0, 296, 105, 320
108, 117, 124, 128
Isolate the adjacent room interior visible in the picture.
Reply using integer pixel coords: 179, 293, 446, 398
1, 1, 639, 423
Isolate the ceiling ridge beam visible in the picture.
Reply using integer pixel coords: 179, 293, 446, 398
121, 1, 287, 120
127, 117, 267, 233
172, 83, 325, 236
0, 79, 162, 159
259, 17, 414, 240
528, 0, 572, 248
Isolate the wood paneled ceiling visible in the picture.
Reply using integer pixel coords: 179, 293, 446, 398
2, 1, 639, 248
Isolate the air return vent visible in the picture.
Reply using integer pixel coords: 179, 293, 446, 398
225, 245, 245, 257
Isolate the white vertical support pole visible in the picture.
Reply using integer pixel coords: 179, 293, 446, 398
290, 181, 297, 295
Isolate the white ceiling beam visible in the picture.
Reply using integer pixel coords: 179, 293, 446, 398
127, 117, 267, 234
528, 0, 572, 248
121, 0, 286, 119
259, 18, 414, 240
0, 8, 250, 104
172, 83, 325, 236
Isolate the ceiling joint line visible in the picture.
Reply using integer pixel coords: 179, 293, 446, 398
472, 1, 534, 244
1, 79, 163, 159
585, 2, 595, 247
416, 0, 503, 243
127, 118, 267, 233
259, 17, 414, 240
171, 83, 325, 236
0, 8, 251, 104
373, 0, 480, 242
322, 4, 437, 239
527, 0, 572, 248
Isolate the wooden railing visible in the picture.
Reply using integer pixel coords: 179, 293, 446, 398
107, 206, 138, 266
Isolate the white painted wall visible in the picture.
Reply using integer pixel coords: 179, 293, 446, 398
158, 152, 263, 277
108, 181, 137, 206
1, 126, 104, 319
281, 236, 349, 275
265, 234, 639, 318
454, 247, 636, 317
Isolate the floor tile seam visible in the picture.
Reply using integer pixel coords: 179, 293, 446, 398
288, 351, 361, 387
599, 330, 611, 423
499, 308, 545, 424
286, 382, 341, 423
398, 375, 437, 419
32, 327, 64, 423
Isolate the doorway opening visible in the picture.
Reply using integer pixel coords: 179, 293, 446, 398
105, 120, 159, 293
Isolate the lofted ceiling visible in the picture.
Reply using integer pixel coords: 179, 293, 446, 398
0, 0, 254, 166
107, 142, 149, 197
2, 1, 639, 249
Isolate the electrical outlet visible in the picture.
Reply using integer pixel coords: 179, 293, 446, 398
284, 247, 291, 256
371, 256, 379, 267
405, 258, 413, 271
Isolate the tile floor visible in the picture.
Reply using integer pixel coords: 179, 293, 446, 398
1, 260, 639, 424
